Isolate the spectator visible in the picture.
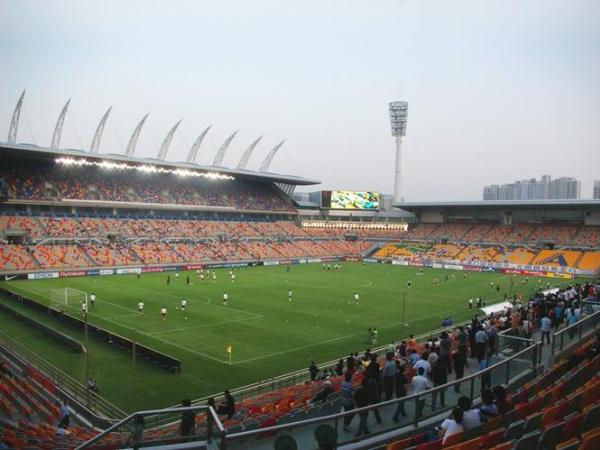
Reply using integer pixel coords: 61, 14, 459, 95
382, 353, 396, 400
452, 346, 468, 393
309, 361, 319, 381
439, 407, 464, 445
392, 361, 408, 421
340, 372, 355, 432
412, 367, 431, 420
492, 386, 513, 415
57, 399, 70, 430
354, 378, 371, 438
457, 396, 482, 431
179, 399, 195, 437
541, 314, 552, 345
335, 359, 344, 376
312, 380, 334, 404
479, 389, 499, 421
430, 352, 447, 409
87, 377, 98, 394
217, 390, 235, 419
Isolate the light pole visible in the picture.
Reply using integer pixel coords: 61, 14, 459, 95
389, 101, 409, 203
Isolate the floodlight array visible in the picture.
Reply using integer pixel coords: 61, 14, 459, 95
55, 157, 235, 180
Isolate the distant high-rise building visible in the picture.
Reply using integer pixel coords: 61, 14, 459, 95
594, 180, 600, 199
483, 175, 581, 201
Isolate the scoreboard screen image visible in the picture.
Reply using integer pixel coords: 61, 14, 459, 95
321, 191, 380, 210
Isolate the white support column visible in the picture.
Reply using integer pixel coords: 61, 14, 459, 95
394, 135, 403, 202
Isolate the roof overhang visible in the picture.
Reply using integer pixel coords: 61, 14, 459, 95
0, 142, 320, 186
394, 200, 600, 213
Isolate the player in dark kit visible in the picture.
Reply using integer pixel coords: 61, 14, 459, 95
167, 275, 171, 285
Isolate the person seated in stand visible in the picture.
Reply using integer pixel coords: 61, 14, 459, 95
312, 380, 334, 404
438, 407, 464, 445
492, 385, 513, 415
478, 388, 499, 421
87, 377, 98, 394
216, 390, 235, 419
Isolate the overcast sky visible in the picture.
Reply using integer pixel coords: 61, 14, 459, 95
1, 0, 599, 200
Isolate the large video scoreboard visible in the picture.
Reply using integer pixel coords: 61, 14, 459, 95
321, 191, 380, 210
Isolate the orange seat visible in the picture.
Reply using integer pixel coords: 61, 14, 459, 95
581, 428, 600, 450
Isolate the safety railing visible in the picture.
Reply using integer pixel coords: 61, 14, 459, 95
551, 310, 600, 355
75, 405, 225, 450
184, 319, 473, 409
0, 332, 126, 423
220, 343, 540, 450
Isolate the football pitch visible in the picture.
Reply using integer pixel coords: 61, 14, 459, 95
0, 263, 548, 411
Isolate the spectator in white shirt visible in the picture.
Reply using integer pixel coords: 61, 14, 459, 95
439, 407, 464, 445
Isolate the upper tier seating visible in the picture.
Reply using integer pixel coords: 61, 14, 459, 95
578, 252, 600, 271
1, 164, 296, 212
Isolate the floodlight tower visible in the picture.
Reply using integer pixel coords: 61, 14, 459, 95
389, 101, 408, 203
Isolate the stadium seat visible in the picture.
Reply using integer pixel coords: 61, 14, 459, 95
513, 430, 541, 450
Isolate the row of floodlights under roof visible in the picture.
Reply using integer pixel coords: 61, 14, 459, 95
6, 91, 286, 173
55, 157, 235, 180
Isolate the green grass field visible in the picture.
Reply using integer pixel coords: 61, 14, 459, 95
0, 263, 548, 412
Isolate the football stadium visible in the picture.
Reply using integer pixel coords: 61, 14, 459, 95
2, 3, 600, 450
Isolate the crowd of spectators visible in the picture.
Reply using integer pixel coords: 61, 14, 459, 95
1, 164, 295, 212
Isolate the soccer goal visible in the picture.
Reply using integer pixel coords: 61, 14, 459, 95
50, 287, 88, 312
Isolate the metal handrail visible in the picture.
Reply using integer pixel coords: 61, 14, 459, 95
0, 332, 126, 421
183, 319, 474, 409
223, 342, 539, 445
75, 405, 225, 450
551, 310, 600, 354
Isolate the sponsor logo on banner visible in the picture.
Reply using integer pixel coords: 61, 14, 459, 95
463, 266, 483, 272
117, 267, 143, 275
86, 270, 100, 276
392, 260, 409, 266
162, 266, 179, 272
298, 259, 307, 264
185, 264, 205, 270
308, 258, 322, 263
345, 257, 359, 262
99, 269, 114, 276
225, 263, 249, 268
59, 271, 87, 278
363, 258, 377, 263
28, 272, 59, 280
141, 266, 162, 273
546, 272, 573, 279
432, 263, 443, 269
263, 260, 280, 266
208, 263, 224, 269
444, 264, 464, 271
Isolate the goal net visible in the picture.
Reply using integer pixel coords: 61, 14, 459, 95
50, 287, 88, 313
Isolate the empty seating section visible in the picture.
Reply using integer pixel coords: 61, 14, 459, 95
403, 224, 439, 240
578, 252, 600, 271
501, 247, 537, 265
532, 250, 583, 268
459, 245, 502, 263
427, 223, 471, 241
461, 224, 495, 242
0, 216, 44, 238
573, 227, 600, 247
130, 242, 181, 265
2, 164, 295, 212
425, 243, 463, 259
30, 245, 91, 269
83, 243, 141, 266
0, 245, 36, 271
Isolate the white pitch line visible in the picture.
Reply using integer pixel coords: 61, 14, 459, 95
6, 284, 231, 365
151, 316, 263, 336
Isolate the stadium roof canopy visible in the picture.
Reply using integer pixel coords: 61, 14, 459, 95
394, 200, 600, 212
0, 142, 320, 186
